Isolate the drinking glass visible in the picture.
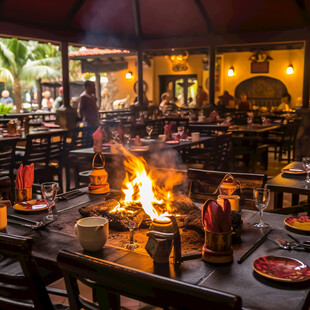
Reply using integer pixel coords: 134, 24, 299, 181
123, 133, 131, 149
41, 182, 58, 221
302, 157, 310, 183
253, 188, 270, 228
122, 218, 139, 250
247, 117, 253, 126
146, 126, 153, 139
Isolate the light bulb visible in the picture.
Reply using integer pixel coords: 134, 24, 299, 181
126, 71, 133, 79
228, 66, 234, 77
286, 64, 294, 75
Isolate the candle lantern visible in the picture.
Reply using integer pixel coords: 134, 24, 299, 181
145, 215, 181, 265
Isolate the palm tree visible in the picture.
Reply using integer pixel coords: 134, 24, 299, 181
0, 38, 61, 112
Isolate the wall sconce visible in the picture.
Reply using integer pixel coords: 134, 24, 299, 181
286, 64, 294, 75
228, 66, 234, 77
126, 71, 133, 79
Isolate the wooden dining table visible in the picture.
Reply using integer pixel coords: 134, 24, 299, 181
267, 161, 310, 208
4, 189, 310, 310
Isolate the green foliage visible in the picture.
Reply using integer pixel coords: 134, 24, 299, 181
0, 103, 13, 114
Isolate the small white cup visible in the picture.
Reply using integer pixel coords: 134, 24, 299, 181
74, 217, 109, 251
191, 132, 200, 142
217, 195, 240, 212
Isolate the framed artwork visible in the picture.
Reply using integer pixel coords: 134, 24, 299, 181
251, 62, 269, 74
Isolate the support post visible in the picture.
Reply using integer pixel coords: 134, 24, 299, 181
95, 72, 101, 109
302, 40, 310, 108
56, 41, 77, 129
137, 49, 144, 108
61, 41, 70, 108
208, 45, 216, 106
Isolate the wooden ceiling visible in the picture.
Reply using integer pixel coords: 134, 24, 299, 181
0, 0, 310, 49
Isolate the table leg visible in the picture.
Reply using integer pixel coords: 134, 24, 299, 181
273, 192, 283, 209
292, 194, 299, 206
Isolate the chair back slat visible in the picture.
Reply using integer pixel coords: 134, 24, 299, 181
0, 138, 18, 178
0, 233, 54, 310
188, 168, 266, 208
70, 126, 97, 149
58, 250, 242, 310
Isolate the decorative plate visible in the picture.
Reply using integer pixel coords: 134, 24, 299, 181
13, 199, 51, 212
253, 256, 310, 282
166, 140, 180, 144
281, 168, 306, 175
284, 216, 310, 232
129, 146, 150, 152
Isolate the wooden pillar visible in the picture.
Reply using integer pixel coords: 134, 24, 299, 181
137, 49, 143, 107
95, 72, 101, 109
61, 42, 70, 108
302, 40, 310, 108
37, 79, 42, 109
208, 45, 216, 106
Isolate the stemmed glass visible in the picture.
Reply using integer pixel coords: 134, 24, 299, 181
123, 133, 131, 149
146, 126, 153, 139
302, 157, 310, 184
122, 217, 140, 250
247, 117, 253, 126
253, 188, 270, 228
41, 182, 58, 221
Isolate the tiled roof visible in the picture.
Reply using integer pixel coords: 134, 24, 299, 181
69, 48, 132, 58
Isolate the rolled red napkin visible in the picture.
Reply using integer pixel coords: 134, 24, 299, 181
202, 199, 231, 233
92, 127, 103, 153
15, 163, 34, 189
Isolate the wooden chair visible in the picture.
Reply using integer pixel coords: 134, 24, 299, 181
57, 250, 242, 310
186, 133, 232, 171
188, 168, 267, 209
0, 137, 18, 179
69, 126, 97, 150
0, 233, 67, 310
22, 131, 67, 191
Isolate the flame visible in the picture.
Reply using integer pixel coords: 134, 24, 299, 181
112, 146, 184, 221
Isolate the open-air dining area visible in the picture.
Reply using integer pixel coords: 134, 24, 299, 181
1, 1, 310, 310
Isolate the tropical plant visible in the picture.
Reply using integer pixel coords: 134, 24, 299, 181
0, 38, 61, 112
0, 103, 13, 114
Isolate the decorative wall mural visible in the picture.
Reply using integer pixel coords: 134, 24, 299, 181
166, 51, 189, 72
249, 51, 273, 74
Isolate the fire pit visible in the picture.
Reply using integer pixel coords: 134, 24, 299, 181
79, 146, 205, 260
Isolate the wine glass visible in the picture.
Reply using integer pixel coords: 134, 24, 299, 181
122, 217, 140, 250
123, 133, 131, 149
41, 182, 58, 221
253, 188, 270, 228
146, 126, 153, 139
247, 117, 253, 126
302, 157, 310, 183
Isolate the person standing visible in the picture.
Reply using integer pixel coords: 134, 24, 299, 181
196, 86, 208, 108
78, 81, 99, 127
53, 87, 63, 111
41, 91, 54, 111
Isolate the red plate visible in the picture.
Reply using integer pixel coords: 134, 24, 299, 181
253, 256, 310, 282
284, 216, 310, 232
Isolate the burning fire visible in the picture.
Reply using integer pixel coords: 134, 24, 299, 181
110, 146, 184, 221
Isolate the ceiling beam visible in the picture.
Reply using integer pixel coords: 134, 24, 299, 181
139, 28, 309, 50
193, 0, 213, 33
131, 0, 142, 39
294, 0, 310, 26
0, 19, 138, 49
65, 0, 86, 27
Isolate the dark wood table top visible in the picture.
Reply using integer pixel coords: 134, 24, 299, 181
4, 189, 310, 310
69, 137, 214, 157
228, 124, 280, 134
267, 161, 310, 195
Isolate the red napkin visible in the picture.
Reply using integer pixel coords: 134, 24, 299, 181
202, 199, 231, 233
15, 163, 34, 189
92, 127, 103, 153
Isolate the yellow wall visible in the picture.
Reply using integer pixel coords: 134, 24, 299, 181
221, 49, 304, 108
153, 54, 205, 104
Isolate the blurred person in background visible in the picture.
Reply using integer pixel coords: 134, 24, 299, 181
0, 90, 13, 104
53, 87, 63, 111
237, 93, 251, 111
196, 86, 208, 108
277, 93, 291, 112
78, 81, 99, 127
41, 91, 54, 111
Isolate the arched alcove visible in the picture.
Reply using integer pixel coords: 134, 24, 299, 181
235, 76, 288, 109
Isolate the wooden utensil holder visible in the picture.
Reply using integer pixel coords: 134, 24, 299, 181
15, 187, 32, 202
202, 230, 233, 264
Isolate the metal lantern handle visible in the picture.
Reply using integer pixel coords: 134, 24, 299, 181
92, 153, 105, 170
